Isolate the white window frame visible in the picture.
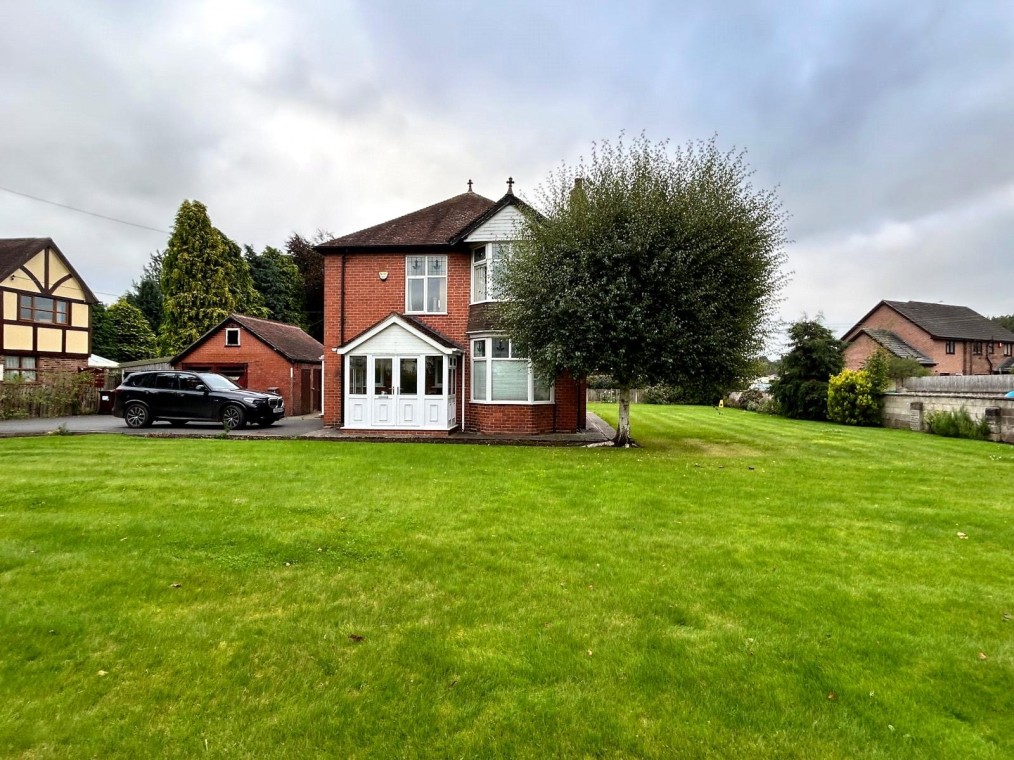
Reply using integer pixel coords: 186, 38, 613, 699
225, 328, 241, 347
470, 335, 554, 404
405, 254, 447, 314
470, 243, 510, 304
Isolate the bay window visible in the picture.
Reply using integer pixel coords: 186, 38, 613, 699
471, 243, 510, 303
471, 336, 553, 403
406, 255, 447, 313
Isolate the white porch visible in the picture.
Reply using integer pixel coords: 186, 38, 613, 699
339, 315, 461, 432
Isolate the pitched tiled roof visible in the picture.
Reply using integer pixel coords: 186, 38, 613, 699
861, 329, 935, 365
174, 314, 324, 364
230, 314, 324, 362
884, 301, 1014, 342
0, 237, 98, 302
319, 192, 497, 250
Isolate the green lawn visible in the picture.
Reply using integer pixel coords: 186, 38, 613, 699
1, 405, 1012, 758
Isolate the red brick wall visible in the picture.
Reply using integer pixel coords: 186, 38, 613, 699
176, 327, 315, 415
846, 304, 1003, 375
323, 251, 584, 432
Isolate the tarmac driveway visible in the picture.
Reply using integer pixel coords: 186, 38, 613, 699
0, 413, 324, 439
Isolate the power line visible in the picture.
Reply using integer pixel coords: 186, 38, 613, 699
0, 185, 169, 234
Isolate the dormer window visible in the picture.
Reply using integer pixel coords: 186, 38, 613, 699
406, 255, 447, 314
471, 243, 510, 303
225, 328, 241, 347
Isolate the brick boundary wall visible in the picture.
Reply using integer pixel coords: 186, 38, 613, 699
882, 392, 1014, 444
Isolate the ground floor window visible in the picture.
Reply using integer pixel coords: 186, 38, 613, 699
470, 336, 553, 403
3, 355, 37, 381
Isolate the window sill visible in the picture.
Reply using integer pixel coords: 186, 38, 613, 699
404, 311, 448, 316
469, 400, 555, 406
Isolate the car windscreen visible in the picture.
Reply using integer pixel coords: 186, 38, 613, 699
197, 372, 241, 391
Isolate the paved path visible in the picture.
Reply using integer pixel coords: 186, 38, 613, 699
0, 414, 325, 438
0, 412, 616, 446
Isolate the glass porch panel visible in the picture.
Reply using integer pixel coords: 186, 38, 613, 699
400, 358, 419, 395
425, 356, 444, 395
349, 356, 367, 394
374, 358, 393, 395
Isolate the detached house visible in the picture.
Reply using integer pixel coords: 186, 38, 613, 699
317, 182, 585, 434
842, 300, 1014, 375
1, 238, 97, 381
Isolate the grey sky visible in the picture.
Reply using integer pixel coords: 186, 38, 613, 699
2, 0, 1012, 347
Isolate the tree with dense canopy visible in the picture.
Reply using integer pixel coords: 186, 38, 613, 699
219, 232, 268, 319
770, 318, 844, 421
286, 231, 330, 342
245, 245, 304, 325
159, 200, 236, 355
500, 135, 788, 445
125, 250, 164, 336
102, 298, 157, 362
991, 314, 1014, 333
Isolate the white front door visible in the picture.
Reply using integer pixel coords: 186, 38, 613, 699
371, 357, 395, 426
345, 350, 458, 431
396, 357, 421, 426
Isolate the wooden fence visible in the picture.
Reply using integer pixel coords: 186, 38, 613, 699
586, 388, 645, 403
0, 373, 101, 419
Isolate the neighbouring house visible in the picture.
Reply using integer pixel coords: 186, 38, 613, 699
172, 313, 324, 416
0, 237, 98, 382
842, 300, 1014, 375
316, 182, 586, 434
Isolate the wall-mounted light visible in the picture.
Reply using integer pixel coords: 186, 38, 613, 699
379, 271, 389, 281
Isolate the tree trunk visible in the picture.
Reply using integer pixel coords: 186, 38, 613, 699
614, 387, 632, 447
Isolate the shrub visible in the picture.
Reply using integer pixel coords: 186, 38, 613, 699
0, 371, 98, 419
827, 368, 882, 426
641, 384, 684, 405
926, 408, 991, 440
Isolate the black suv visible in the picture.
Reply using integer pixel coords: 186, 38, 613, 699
112, 371, 284, 429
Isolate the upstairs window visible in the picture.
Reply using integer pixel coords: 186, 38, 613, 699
471, 243, 510, 303
945, 341, 956, 355
1004, 343, 1012, 357
406, 255, 447, 314
19, 295, 68, 325
973, 341, 983, 355
225, 328, 240, 346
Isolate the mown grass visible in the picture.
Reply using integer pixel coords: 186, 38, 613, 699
1, 404, 1012, 758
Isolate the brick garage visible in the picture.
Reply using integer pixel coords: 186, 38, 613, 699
173, 314, 323, 416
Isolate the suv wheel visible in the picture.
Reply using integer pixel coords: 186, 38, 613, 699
221, 404, 246, 430
124, 402, 151, 429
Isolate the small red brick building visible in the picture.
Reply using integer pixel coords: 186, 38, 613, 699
173, 313, 323, 415
842, 300, 1014, 375
316, 183, 586, 434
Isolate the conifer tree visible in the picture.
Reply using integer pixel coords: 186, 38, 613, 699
159, 200, 236, 354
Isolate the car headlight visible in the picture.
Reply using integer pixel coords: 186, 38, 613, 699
242, 397, 263, 404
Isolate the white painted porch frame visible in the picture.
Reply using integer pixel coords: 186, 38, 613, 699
338, 315, 460, 431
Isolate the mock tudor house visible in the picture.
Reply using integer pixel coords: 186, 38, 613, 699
317, 182, 585, 434
0, 238, 97, 381
172, 313, 324, 415
842, 300, 1014, 375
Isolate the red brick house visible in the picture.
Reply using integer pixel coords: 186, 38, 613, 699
317, 183, 586, 434
172, 313, 324, 415
1, 238, 98, 381
842, 300, 1014, 375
